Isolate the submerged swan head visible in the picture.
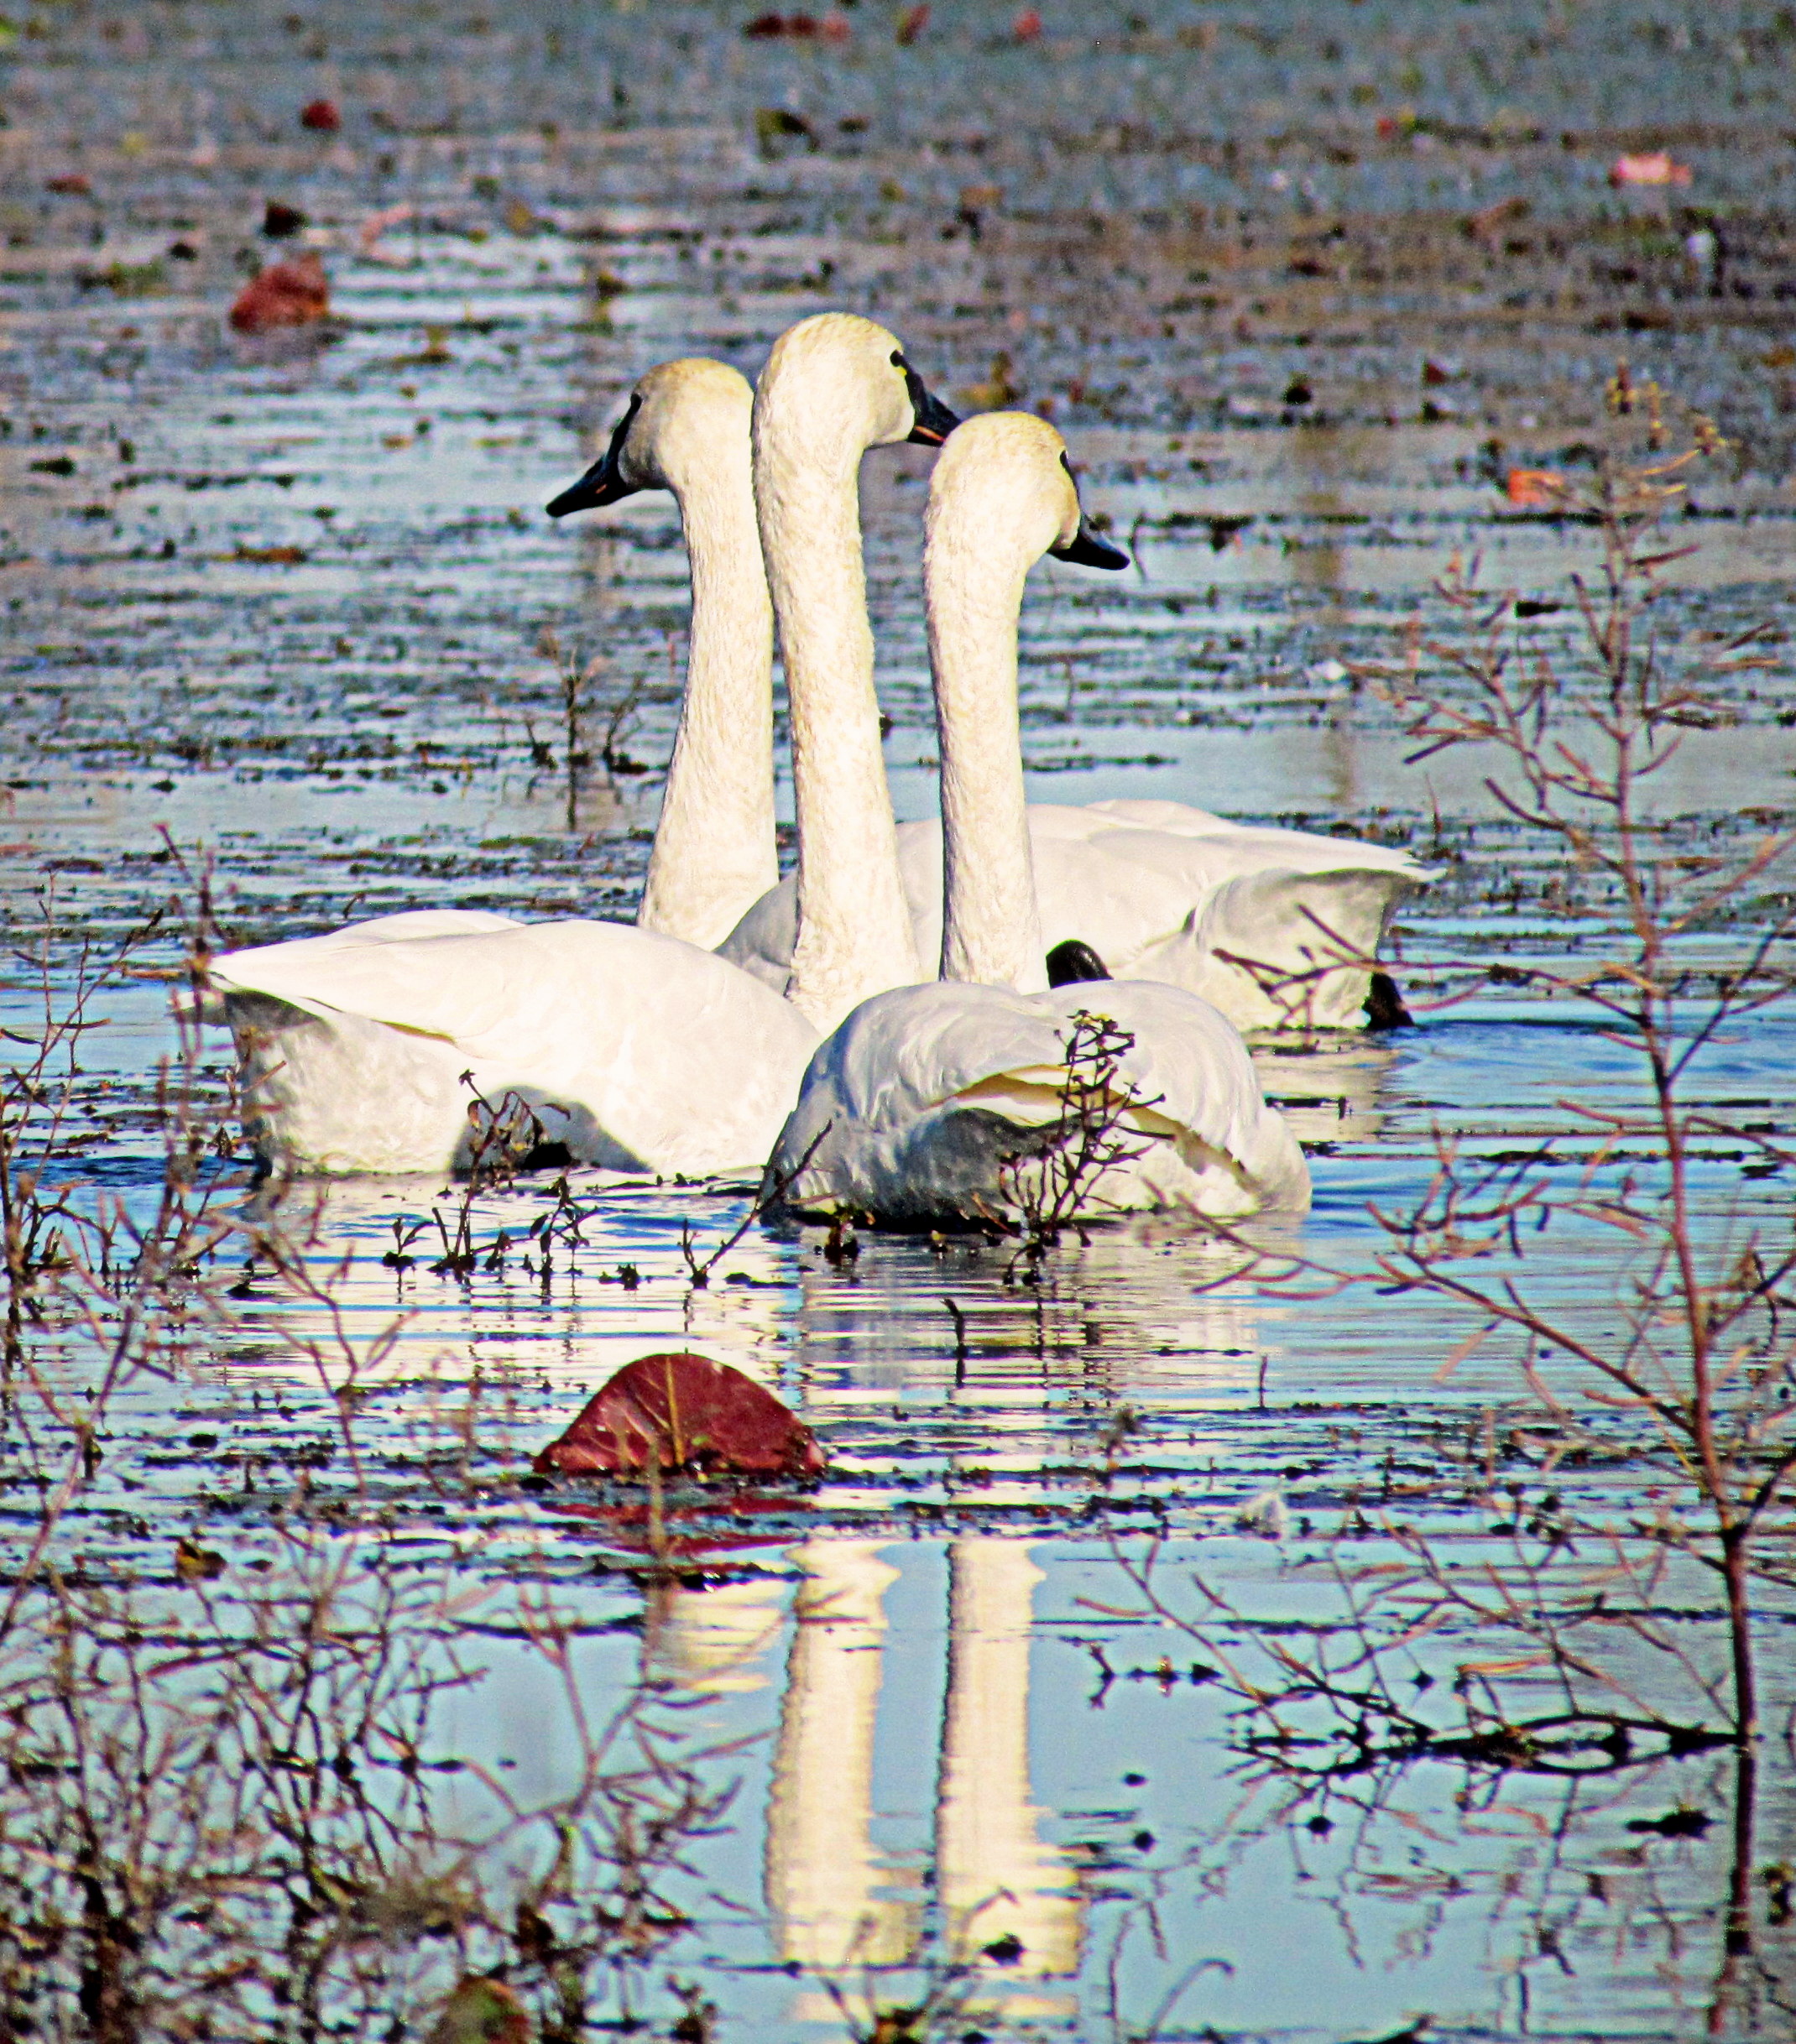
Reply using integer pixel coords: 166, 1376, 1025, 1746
546, 357, 754, 515
753, 312, 959, 475
925, 410, 1130, 586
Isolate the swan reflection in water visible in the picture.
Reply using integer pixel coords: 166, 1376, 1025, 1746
249, 1039, 1398, 2027
649, 1532, 1080, 2026
640, 1203, 1336, 2026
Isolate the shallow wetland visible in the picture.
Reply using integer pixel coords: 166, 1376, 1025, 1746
3, 4, 1796, 2039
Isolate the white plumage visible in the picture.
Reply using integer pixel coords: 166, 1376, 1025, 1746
217, 916, 820, 1178
766, 412, 1309, 1225
710, 332, 1431, 1033
208, 352, 799, 1181
725, 800, 1431, 1030
772, 977, 1308, 1223
209, 329, 960, 1181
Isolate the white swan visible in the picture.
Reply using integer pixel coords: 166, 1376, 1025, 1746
547, 357, 777, 949
713, 338, 1432, 1030
748, 311, 959, 1032
216, 915, 820, 1178
209, 360, 801, 1177
208, 341, 963, 1178
768, 413, 1310, 1226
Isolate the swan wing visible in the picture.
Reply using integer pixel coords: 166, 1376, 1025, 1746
1025, 799, 1227, 840
770, 979, 1307, 1223
1089, 803, 1433, 879
1124, 865, 1423, 1030
289, 908, 524, 945
899, 816, 1201, 975
217, 919, 818, 1178
716, 807, 1433, 1020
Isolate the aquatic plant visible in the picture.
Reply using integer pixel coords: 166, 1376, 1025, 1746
996, 1010, 1159, 1272
1094, 383, 1796, 2034
1364, 373, 1795, 1760
0, 877, 742, 2038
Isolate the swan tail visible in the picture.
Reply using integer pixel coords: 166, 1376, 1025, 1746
1124, 866, 1424, 1031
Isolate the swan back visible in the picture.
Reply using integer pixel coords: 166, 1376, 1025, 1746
770, 978, 1309, 1223
216, 919, 820, 1179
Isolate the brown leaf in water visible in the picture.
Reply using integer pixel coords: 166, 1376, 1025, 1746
535, 1352, 826, 1480
228, 252, 330, 332
175, 1538, 226, 1583
1506, 467, 1566, 509
1610, 151, 1690, 188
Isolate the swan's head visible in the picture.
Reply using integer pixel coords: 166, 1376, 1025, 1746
753, 312, 960, 471
546, 357, 752, 516
925, 411, 1130, 574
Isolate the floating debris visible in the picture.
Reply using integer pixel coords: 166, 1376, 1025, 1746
1234, 1490, 1289, 1539
1506, 467, 1567, 508
358, 201, 415, 264
1610, 150, 1691, 188
428, 1977, 531, 2044
227, 251, 330, 332
535, 1353, 827, 1480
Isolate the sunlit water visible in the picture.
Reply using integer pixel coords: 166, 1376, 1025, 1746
5, 4, 1796, 2036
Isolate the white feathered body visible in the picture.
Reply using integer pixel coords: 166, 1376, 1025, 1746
212, 910, 819, 1179
768, 978, 1310, 1226
722, 798, 1433, 1030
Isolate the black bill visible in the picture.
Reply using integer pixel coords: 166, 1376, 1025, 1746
895, 354, 962, 446
546, 393, 643, 517
1051, 517, 1130, 571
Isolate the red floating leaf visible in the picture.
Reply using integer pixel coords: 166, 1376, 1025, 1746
1505, 467, 1566, 509
228, 252, 330, 333
535, 1352, 825, 1481
1013, 8, 1042, 39
743, 9, 818, 34
895, 3, 930, 44
300, 97, 342, 133
1610, 151, 1690, 189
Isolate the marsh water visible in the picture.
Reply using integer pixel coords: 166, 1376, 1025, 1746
4, 4, 1796, 2038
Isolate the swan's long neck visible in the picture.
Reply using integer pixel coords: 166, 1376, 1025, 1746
927, 526, 1043, 991
754, 417, 918, 1030
635, 452, 778, 950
